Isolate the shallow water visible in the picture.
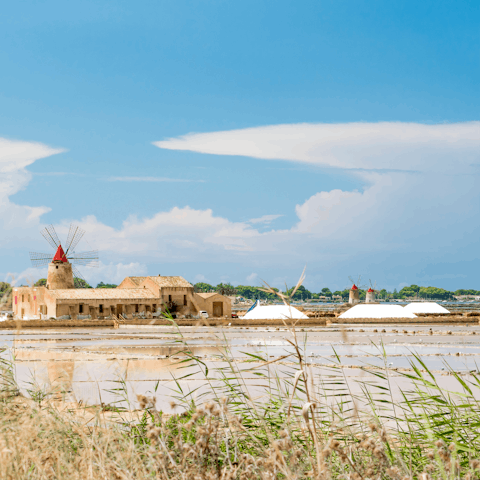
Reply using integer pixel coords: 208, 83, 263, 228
3, 322, 480, 411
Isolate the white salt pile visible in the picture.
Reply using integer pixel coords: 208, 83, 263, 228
403, 302, 450, 314
242, 305, 308, 320
339, 304, 417, 319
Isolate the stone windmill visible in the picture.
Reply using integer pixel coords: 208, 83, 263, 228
348, 275, 366, 305
30, 224, 99, 289
366, 279, 379, 303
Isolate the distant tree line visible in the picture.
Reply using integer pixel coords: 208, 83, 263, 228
193, 282, 480, 301
1, 278, 478, 302
33, 279, 117, 289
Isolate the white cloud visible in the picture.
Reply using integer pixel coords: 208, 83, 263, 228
82, 261, 148, 286
154, 122, 480, 174
3, 124, 480, 290
0, 137, 65, 248
56, 206, 261, 263
3, 268, 46, 287
47, 123, 480, 281
149, 121, 480, 289
0, 137, 64, 173
249, 214, 283, 224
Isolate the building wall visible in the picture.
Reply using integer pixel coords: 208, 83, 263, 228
140, 279, 196, 316
193, 293, 232, 318
53, 299, 158, 319
13, 286, 49, 319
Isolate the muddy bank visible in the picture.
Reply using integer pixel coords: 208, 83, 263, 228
2, 312, 480, 329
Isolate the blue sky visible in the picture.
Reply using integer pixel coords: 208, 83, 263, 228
1, 0, 479, 291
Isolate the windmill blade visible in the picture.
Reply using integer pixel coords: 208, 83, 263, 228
68, 250, 99, 267
30, 252, 53, 267
348, 276, 355, 285
65, 224, 85, 255
72, 265, 88, 287
40, 225, 61, 250
369, 279, 373, 288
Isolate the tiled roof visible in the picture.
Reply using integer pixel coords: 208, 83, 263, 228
125, 277, 146, 286
47, 288, 157, 300
145, 276, 193, 288
196, 292, 220, 299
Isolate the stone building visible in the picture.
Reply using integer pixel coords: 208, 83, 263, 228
13, 272, 231, 320
195, 292, 230, 317
348, 284, 360, 305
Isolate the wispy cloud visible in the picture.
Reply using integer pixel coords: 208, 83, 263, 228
32, 171, 85, 177
108, 176, 205, 183
154, 121, 480, 174
249, 214, 283, 224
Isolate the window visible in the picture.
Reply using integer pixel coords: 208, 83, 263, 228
22, 295, 24, 302
184, 295, 187, 306
135, 304, 139, 313
99, 304, 104, 314
79, 304, 84, 314
28, 295, 30, 302
168, 295, 172, 302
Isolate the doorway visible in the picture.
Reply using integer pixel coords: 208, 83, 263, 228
212, 302, 223, 317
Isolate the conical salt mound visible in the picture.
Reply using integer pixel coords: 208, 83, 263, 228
242, 305, 308, 320
403, 302, 450, 314
339, 304, 417, 319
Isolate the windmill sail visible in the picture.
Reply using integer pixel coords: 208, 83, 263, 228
40, 225, 60, 250
30, 252, 55, 267
68, 250, 99, 266
65, 224, 85, 255
31, 223, 98, 284
72, 265, 88, 287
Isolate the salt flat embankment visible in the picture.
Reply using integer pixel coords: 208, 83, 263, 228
1, 311, 479, 328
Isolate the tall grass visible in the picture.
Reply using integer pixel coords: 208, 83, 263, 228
2, 300, 480, 477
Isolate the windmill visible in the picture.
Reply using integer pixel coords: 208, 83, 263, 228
366, 279, 379, 303
347, 275, 366, 305
30, 224, 98, 289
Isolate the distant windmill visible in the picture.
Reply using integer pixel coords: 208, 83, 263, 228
347, 275, 366, 305
366, 279, 379, 303
30, 224, 98, 288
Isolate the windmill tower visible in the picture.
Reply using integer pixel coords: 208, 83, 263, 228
348, 275, 365, 305
366, 280, 378, 303
30, 224, 98, 289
